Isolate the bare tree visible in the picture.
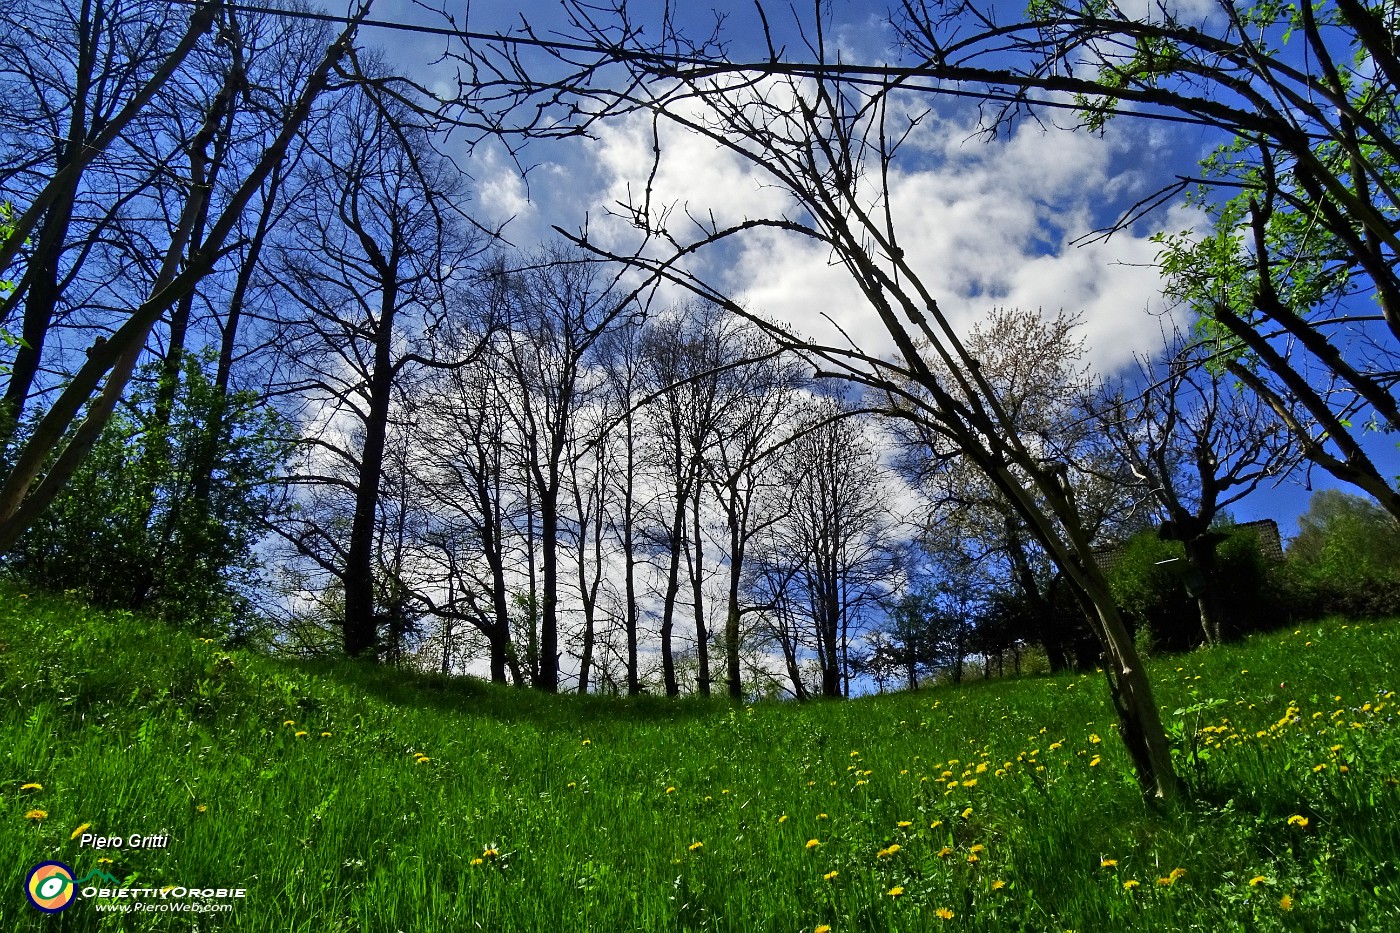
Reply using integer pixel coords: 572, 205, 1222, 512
269, 80, 480, 658
0, 0, 219, 446
595, 314, 650, 693
638, 302, 751, 696
489, 247, 634, 691
750, 399, 895, 699
705, 324, 807, 697
407, 325, 525, 684
1093, 334, 1297, 644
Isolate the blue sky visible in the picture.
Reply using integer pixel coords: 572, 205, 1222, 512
357, 0, 1399, 540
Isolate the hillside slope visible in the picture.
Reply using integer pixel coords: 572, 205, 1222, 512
3, 585, 1399, 930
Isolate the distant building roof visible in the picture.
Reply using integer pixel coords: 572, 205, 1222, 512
1234, 518, 1284, 561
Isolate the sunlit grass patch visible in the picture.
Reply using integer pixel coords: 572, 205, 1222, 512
1, 585, 1398, 930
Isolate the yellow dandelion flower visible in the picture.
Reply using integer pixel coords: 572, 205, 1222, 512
817, 813, 828, 820
689, 841, 704, 851
937, 846, 953, 858
666, 787, 676, 794
25, 809, 47, 820
1089, 756, 1101, 767
806, 839, 820, 849
1122, 879, 1140, 890
1287, 815, 1309, 828
963, 778, 977, 787
568, 782, 577, 789
823, 870, 839, 881
779, 814, 788, 823
897, 820, 912, 828
930, 820, 942, 829
97, 858, 113, 864
961, 807, 973, 819
20, 783, 42, 792
991, 880, 1007, 890
1169, 868, 1186, 881
1249, 876, 1269, 887
482, 848, 499, 858
416, 756, 430, 764
1339, 765, 1350, 774
70, 823, 92, 839
815, 926, 831, 933
294, 731, 308, 738
855, 780, 868, 787
196, 804, 207, 813
969, 844, 986, 854
1279, 894, 1293, 910
1156, 876, 1174, 887
283, 720, 295, 726
581, 739, 591, 746
1101, 859, 1118, 868
321, 732, 332, 738
935, 907, 954, 919
470, 858, 484, 866
887, 886, 904, 897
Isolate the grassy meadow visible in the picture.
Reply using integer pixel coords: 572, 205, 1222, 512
2, 584, 1399, 931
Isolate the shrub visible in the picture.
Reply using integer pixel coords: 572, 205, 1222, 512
2, 351, 288, 638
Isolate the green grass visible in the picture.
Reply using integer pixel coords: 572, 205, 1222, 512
2, 584, 1399, 931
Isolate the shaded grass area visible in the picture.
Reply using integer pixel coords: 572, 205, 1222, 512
2, 583, 1398, 931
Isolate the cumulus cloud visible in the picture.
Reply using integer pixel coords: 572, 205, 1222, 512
575, 90, 1199, 377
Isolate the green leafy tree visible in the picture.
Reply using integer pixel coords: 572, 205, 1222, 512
1285, 489, 1400, 617
4, 351, 289, 639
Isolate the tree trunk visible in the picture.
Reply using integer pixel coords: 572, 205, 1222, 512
725, 504, 745, 698
539, 481, 560, 692
343, 294, 397, 658
659, 488, 687, 697
1184, 535, 1228, 645
690, 481, 710, 697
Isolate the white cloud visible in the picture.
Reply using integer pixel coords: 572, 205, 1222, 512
576, 93, 1200, 377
